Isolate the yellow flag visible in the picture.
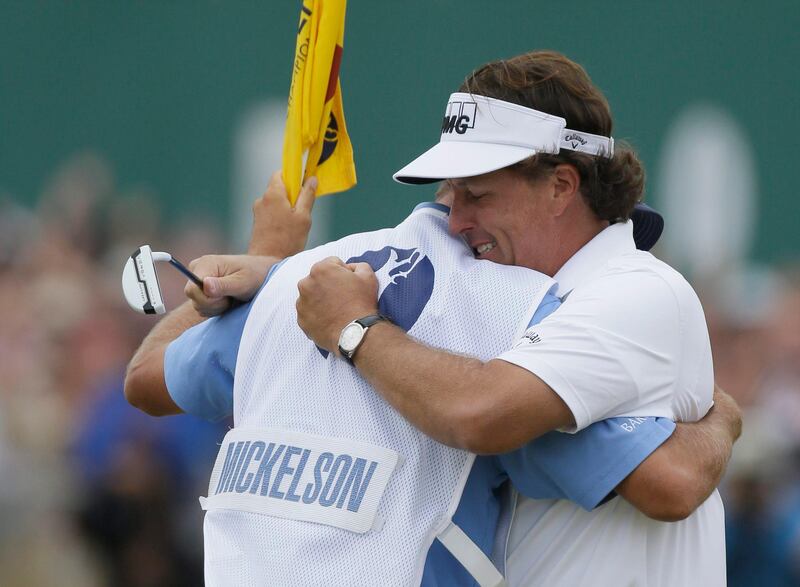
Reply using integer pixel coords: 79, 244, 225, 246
283, 0, 356, 205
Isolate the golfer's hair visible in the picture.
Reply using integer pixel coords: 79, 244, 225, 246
460, 50, 645, 222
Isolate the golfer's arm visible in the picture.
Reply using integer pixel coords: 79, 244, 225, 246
353, 322, 574, 454
616, 387, 741, 521
124, 301, 204, 416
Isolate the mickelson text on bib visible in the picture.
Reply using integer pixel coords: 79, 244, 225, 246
201, 427, 401, 534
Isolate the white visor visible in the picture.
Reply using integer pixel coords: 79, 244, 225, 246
393, 93, 614, 184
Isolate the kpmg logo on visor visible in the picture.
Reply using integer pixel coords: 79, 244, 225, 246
441, 100, 477, 135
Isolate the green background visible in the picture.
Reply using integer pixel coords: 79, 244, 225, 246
1, 1, 797, 262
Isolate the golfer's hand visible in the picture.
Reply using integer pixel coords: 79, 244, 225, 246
185, 254, 279, 317
248, 171, 317, 257
296, 257, 380, 354
711, 386, 742, 443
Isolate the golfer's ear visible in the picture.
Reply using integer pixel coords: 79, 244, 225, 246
551, 164, 581, 215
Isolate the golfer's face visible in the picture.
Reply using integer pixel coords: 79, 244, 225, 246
433, 182, 454, 207
446, 169, 557, 273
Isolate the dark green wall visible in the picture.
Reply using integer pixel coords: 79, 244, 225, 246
2, 1, 798, 262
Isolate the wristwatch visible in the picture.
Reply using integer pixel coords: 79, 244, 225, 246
338, 314, 388, 363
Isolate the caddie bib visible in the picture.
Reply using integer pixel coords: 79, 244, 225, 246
202, 204, 554, 586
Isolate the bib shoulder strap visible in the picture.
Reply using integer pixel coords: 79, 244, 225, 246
436, 521, 506, 587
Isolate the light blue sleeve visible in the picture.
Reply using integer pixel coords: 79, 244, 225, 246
498, 417, 676, 510
163, 259, 287, 422
164, 302, 250, 421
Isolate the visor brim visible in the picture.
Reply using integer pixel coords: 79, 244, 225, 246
393, 141, 537, 185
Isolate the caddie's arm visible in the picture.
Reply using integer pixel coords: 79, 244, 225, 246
125, 173, 316, 416
124, 301, 206, 416
615, 386, 741, 521
124, 254, 279, 415
296, 257, 574, 454
185, 172, 317, 318
249, 173, 316, 257
503, 387, 740, 522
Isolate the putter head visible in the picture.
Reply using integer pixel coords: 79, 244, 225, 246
122, 245, 166, 315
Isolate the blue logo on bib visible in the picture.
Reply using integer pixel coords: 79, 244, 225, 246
348, 247, 435, 331
317, 247, 435, 358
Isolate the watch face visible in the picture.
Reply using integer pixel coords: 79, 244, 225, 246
339, 322, 364, 353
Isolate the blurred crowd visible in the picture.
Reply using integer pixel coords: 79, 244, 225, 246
700, 267, 800, 585
0, 153, 228, 586
1, 152, 800, 585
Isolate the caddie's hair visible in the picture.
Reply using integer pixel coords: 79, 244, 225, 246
459, 50, 645, 222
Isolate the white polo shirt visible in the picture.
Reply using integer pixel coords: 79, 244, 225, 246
497, 220, 725, 586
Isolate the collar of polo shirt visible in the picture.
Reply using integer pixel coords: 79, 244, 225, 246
393, 93, 615, 185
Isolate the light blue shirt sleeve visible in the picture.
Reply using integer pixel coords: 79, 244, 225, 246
497, 287, 677, 510
499, 417, 676, 510
163, 260, 287, 422
164, 302, 250, 421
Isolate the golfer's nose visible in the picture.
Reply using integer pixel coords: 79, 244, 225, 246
447, 196, 476, 236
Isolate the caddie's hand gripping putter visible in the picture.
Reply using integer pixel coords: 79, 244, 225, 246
122, 245, 203, 315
